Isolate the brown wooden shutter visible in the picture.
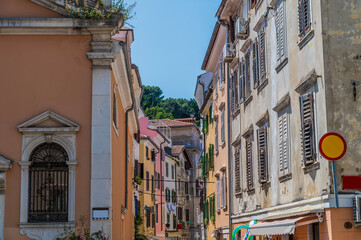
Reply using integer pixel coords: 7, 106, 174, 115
234, 69, 239, 109
245, 51, 251, 98
251, 0, 257, 9
298, 0, 311, 37
246, 138, 253, 190
234, 149, 241, 195
239, 59, 245, 102
257, 128, 268, 183
259, 27, 266, 80
300, 92, 316, 165
252, 38, 260, 88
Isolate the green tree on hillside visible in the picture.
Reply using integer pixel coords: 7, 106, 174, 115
141, 85, 199, 120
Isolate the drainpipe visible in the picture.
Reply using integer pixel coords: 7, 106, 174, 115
198, 115, 207, 240
225, 24, 233, 240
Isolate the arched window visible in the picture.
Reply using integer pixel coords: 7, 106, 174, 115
28, 143, 69, 222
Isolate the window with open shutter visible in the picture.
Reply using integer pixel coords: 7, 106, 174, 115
257, 127, 268, 183
239, 60, 245, 102
219, 62, 224, 84
298, 0, 311, 38
245, 50, 251, 98
146, 171, 150, 191
215, 70, 219, 95
221, 174, 227, 209
221, 110, 225, 143
258, 27, 267, 80
300, 92, 316, 165
220, 175, 225, 208
232, 70, 239, 110
246, 138, 254, 190
235, 149, 241, 195
279, 110, 290, 176
215, 120, 219, 153
252, 38, 260, 88
216, 179, 221, 211
275, 0, 287, 62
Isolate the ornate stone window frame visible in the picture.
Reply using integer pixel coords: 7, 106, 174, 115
17, 110, 79, 240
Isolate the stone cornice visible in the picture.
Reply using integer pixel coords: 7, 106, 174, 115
295, 69, 317, 94
0, 18, 123, 36
273, 92, 290, 112
0, 155, 13, 171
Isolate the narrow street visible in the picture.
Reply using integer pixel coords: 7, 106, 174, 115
0, 0, 360, 240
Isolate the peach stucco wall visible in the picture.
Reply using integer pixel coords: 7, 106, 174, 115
111, 71, 134, 240
0, 0, 63, 18
0, 34, 92, 239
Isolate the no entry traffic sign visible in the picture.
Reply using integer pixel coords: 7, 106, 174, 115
319, 132, 347, 161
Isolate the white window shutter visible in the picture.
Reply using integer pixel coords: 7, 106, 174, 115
216, 179, 220, 211
221, 175, 225, 208
275, 1, 286, 62
279, 115, 285, 173
282, 113, 289, 172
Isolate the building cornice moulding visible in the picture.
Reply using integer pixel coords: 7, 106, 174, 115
273, 92, 290, 112
295, 69, 318, 94
0, 18, 122, 36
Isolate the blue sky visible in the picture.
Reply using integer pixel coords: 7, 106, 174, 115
129, 0, 221, 99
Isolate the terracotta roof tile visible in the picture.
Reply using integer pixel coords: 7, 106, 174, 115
172, 145, 185, 157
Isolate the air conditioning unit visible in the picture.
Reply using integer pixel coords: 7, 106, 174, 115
223, 43, 235, 63
353, 195, 361, 226
235, 18, 249, 40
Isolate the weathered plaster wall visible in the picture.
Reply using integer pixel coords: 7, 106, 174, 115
0, 0, 63, 18
0, 34, 92, 239
321, 0, 361, 192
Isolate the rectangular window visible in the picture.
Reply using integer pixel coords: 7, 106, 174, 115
257, 127, 269, 183
239, 59, 245, 102
146, 208, 151, 228
186, 209, 190, 222
245, 50, 251, 98
167, 213, 170, 224
252, 38, 260, 89
215, 120, 219, 153
112, 88, 118, 129
221, 174, 227, 209
307, 223, 319, 240
275, 0, 287, 63
221, 110, 225, 143
231, 70, 239, 112
218, 61, 225, 84
173, 215, 177, 229
279, 108, 290, 176
300, 92, 316, 165
298, 0, 311, 38
178, 207, 183, 221
146, 146, 149, 160
155, 204, 158, 223
258, 26, 267, 81
166, 162, 169, 177
171, 165, 174, 179
162, 176, 164, 191
146, 171, 150, 191
246, 138, 254, 190
155, 173, 158, 190
215, 70, 219, 95
185, 182, 189, 194
151, 150, 156, 161
234, 149, 241, 195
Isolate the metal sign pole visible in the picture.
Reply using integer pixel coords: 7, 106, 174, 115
332, 161, 339, 208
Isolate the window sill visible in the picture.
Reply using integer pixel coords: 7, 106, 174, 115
257, 78, 268, 94
303, 161, 320, 174
275, 57, 288, 73
243, 95, 253, 108
260, 181, 271, 190
247, 188, 255, 195
298, 29, 314, 50
279, 173, 292, 183
221, 142, 226, 149
232, 107, 240, 118
235, 191, 242, 198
